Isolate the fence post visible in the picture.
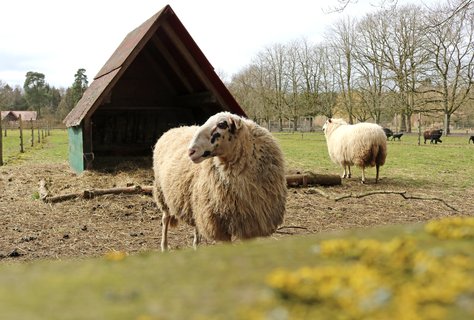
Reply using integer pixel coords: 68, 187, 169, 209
417, 113, 421, 146
19, 115, 24, 153
31, 119, 34, 147
0, 118, 3, 166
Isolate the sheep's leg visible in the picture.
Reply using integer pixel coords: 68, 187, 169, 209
193, 228, 201, 250
375, 164, 380, 183
361, 167, 366, 184
341, 165, 351, 179
161, 214, 171, 252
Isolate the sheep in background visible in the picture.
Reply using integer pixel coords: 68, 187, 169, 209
468, 135, 474, 144
391, 132, 404, 141
153, 112, 287, 251
322, 118, 387, 184
424, 129, 443, 144
382, 127, 393, 139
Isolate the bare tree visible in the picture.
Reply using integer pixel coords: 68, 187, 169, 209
424, 3, 474, 134
284, 40, 304, 131
353, 12, 392, 124
228, 67, 260, 121
296, 38, 323, 118
319, 45, 339, 118
327, 17, 358, 124
324, 0, 399, 13
378, 5, 429, 132
256, 44, 290, 131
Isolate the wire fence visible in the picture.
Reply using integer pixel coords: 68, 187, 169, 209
0, 116, 55, 166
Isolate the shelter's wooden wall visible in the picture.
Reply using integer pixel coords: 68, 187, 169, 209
91, 108, 195, 156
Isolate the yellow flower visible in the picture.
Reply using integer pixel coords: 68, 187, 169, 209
265, 235, 474, 319
105, 250, 127, 261
425, 216, 474, 239
266, 263, 390, 317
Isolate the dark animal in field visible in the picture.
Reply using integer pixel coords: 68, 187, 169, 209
383, 128, 393, 139
423, 129, 443, 144
391, 132, 403, 141
469, 135, 474, 144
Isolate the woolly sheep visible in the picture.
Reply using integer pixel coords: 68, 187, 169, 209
423, 129, 443, 144
153, 111, 287, 251
322, 118, 387, 183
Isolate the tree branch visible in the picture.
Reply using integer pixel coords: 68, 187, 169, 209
306, 188, 458, 211
39, 179, 153, 203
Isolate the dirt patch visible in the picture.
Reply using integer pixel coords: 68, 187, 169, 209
0, 162, 471, 262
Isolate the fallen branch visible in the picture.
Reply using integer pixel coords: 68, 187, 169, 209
39, 172, 339, 204
275, 225, 309, 235
39, 180, 153, 203
39, 179, 50, 200
286, 172, 341, 187
306, 188, 457, 211
305, 187, 332, 199
277, 225, 309, 231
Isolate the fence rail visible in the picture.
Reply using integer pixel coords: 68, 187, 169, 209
0, 117, 56, 166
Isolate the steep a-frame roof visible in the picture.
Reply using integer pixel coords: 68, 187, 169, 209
64, 4, 245, 127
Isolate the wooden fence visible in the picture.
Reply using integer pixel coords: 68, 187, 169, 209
0, 115, 53, 166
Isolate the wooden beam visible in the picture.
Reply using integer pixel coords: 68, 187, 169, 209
142, 49, 177, 94
161, 22, 222, 103
174, 92, 217, 107
149, 34, 194, 92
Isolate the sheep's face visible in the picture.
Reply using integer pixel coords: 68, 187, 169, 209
188, 112, 242, 164
322, 119, 330, 133
323, 118, 347, 136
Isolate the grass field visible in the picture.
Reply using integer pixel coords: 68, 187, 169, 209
276, 131, 473, 190
0, 129, 473, 319
3, 128, 473, 190
1, 128, 68, 165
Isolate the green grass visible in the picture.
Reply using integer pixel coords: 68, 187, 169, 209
2, 129, 472, 192
1, 129, 68, 165
275, 131, 474, 190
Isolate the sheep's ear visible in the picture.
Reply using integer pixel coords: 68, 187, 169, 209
228, 116, 242, 134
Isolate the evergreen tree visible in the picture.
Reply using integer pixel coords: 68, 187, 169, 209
71, 68, 88, 107
23, 71, 48, 117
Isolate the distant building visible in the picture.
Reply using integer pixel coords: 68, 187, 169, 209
1, 111, 38, 122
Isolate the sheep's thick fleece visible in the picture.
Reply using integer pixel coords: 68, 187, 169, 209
323, 118, 387, 183
153, 112, 287, 243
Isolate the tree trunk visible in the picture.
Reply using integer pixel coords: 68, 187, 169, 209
286, 172, 341, 187
292, 117, 298, 132
400, 112, 407, 132
444, 113, 450, 135
406, 113, 412, 133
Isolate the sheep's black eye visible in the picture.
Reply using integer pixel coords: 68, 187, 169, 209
217, 121, 228, 129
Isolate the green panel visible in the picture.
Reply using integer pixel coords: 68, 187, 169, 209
68, 126, 84, 173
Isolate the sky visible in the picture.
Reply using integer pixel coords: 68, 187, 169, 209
0, 0, 436, 89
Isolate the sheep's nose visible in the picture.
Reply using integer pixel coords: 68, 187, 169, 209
188, 149, 196, 157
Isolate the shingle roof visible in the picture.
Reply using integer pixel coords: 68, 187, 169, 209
64, 5, 244, 127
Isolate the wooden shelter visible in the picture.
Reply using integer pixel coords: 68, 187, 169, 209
63, 5, 246, 173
